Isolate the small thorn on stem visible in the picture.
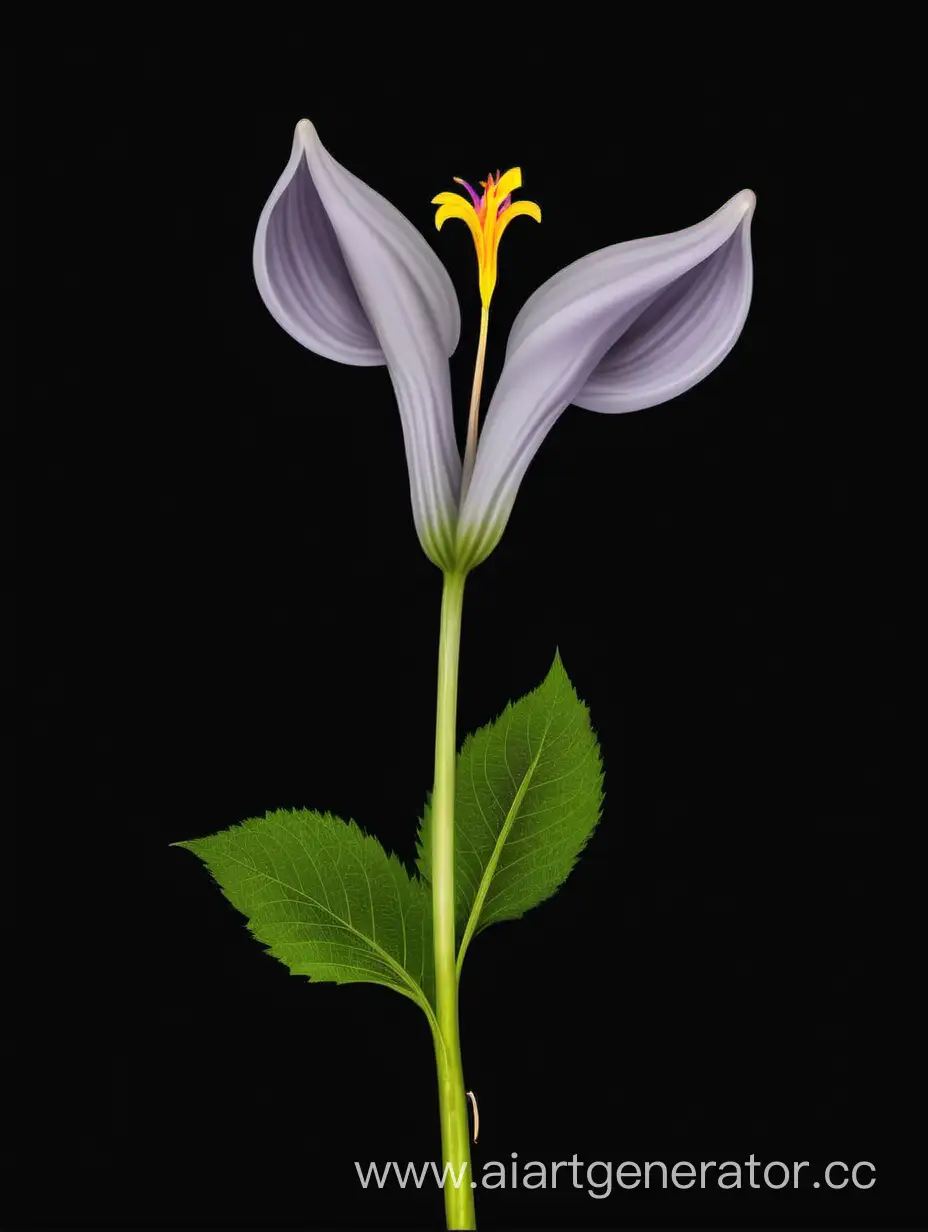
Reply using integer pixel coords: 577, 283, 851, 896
467, 1089, 479, 1143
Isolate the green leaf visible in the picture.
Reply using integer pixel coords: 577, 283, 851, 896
173, 809, 435, 1014
417, 651, 603, 968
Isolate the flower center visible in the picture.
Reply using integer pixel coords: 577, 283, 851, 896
432, 167, 541, 308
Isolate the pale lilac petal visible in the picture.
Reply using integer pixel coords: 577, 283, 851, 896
254, 128, 381, 364
457, 190, 755, 567
253, 121, 463, 568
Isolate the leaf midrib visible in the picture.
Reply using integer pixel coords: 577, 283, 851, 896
454, 696, 560, 975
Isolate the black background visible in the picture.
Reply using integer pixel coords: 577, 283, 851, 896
13, 37, 909, 1232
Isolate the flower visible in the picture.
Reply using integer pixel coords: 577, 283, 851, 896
253, 120, 755, 573
432, 169, 541, 309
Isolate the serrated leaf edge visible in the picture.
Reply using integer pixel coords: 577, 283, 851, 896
453, 651, 600, 972
172, 814, 441, 1034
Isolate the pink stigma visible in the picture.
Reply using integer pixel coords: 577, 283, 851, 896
453, 177, 482, 210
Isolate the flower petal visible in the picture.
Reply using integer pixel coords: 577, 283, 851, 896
432, 192, 485, 262
253, 120, 463, 568
254, 125, 380, 364
496, 198, 543, 239
457, 190, 755, 568
493, 167, 523, 200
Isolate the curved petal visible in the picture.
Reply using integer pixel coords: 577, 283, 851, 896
457, 189, 755, 568
432, 192, 485, 262
497, 199, 542, 239
253, 120, 463, 568
493, 167, 523, 199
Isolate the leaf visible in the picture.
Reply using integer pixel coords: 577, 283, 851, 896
174, 808, 435, 1013
417, 652, 603, 967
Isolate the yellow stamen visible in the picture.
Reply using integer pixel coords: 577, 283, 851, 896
432, 167, 541, 490
431, 166, 541, 310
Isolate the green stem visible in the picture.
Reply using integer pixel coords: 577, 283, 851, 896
431, 568, 475, 1230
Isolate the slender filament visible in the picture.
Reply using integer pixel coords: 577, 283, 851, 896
461, 306, 490, 497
